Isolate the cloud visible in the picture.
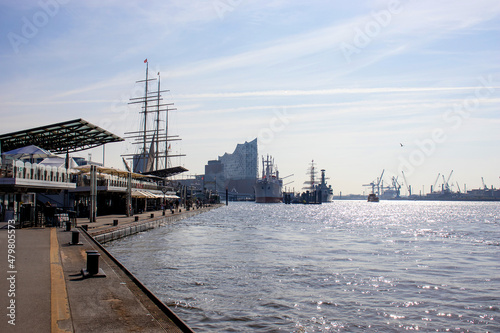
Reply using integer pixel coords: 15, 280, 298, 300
167, 0, 500, 81
175, 86, 500, 99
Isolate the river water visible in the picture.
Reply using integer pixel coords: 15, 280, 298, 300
107, 201, 500, 332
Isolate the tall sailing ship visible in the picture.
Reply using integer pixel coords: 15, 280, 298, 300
254, 155, 283, 203
303, 160, 333, 203
121, 60, 187, 178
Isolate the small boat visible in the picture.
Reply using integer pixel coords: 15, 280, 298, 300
367, 193, 379, 202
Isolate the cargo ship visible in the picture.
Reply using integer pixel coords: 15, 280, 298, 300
254, 155, 282, 203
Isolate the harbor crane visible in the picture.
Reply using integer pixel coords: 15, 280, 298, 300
442, 170, 453, 193
481, 177, 488, 190
391, 176, 402, 197
363, 169, 385, 195
432, 173, 440, 193
401, 170, 411, 196
377, 169, 384, 195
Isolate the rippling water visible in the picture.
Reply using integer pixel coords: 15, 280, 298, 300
107, 201, 500, 332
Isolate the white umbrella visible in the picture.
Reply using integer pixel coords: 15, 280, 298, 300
2, 145, 55, 162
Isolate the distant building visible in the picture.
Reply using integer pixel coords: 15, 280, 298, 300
204, 139, 258, 200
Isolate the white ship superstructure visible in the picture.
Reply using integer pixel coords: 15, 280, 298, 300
254, 155, 282, 203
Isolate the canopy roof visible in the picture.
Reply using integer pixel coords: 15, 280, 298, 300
0, 119, 124, 154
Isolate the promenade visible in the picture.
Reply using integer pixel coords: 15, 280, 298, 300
0, 205, 223, 332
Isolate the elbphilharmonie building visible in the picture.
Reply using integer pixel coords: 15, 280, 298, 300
204, 138, 258, 200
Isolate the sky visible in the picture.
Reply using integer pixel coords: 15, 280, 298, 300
0, 0, 499, 195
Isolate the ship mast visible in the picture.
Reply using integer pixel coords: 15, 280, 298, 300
143, 62, 149, 172
122, 61, 185, 173
303, 159, 317, 191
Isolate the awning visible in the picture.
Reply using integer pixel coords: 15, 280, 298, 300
0, 119, 124, 153
131, 189, 179, 199
2, 145, 55, 160
73, 165, 153, 179
131, 189, 163, 198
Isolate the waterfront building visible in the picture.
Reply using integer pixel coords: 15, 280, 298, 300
204, 139, 258, 200
0, 119, 180, 226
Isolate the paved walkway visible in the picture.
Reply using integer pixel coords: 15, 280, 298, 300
0, 205, 223, 332
0, 227, 51, 332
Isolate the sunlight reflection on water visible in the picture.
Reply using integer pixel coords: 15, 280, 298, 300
108, 201, 500, 332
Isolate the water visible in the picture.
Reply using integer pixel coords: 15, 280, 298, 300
107, 201, 500, 332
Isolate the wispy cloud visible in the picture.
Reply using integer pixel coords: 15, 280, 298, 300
175, 86, 500, 99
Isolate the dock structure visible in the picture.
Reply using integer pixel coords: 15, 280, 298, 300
0, 205, 222, 332
79, 204, 223, 243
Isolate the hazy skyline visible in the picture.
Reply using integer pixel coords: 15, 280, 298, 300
1, 0, 499, 194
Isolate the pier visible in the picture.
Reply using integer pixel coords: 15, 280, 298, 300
79, 204, 223, 244
0, 205, 223, 332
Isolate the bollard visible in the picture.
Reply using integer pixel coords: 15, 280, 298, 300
150, 213, 154, 218
113, 219, 118, 226
70, 230, 82, 245
66, 221, 71, 231
81, 225, 88, 231
82, 250, 105, 278
86, 251, 100, 275
171, 210, 174, 214
135, 216, 139, 222
162, 211, 165, 216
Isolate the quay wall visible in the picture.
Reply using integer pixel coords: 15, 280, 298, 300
91, 205, 223, 244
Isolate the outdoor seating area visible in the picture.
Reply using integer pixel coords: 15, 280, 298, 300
0, 159, 73, 184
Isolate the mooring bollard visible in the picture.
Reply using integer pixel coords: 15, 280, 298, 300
82, 250, 105, 277
150, 213, 154, 218
135, 216, 139, 222
162, 211, 165, 216
70, 230, 82, 245
81, 225, 88, 231
113, 219, 118, 226
66, 221, 71, 231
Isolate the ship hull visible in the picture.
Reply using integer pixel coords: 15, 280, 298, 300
323, 194, 333, 202
254, 180, 282, 203
255, 196, 282, 203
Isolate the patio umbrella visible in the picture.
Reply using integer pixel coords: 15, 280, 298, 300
2, 145, 55, 162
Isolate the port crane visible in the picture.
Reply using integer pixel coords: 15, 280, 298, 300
401, 171, 411, 196
363, 169, 384, 195
481, 177, 488, 190
432, 173, 440, 193
391, 176, 402, 198
442, 170, 453, 193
